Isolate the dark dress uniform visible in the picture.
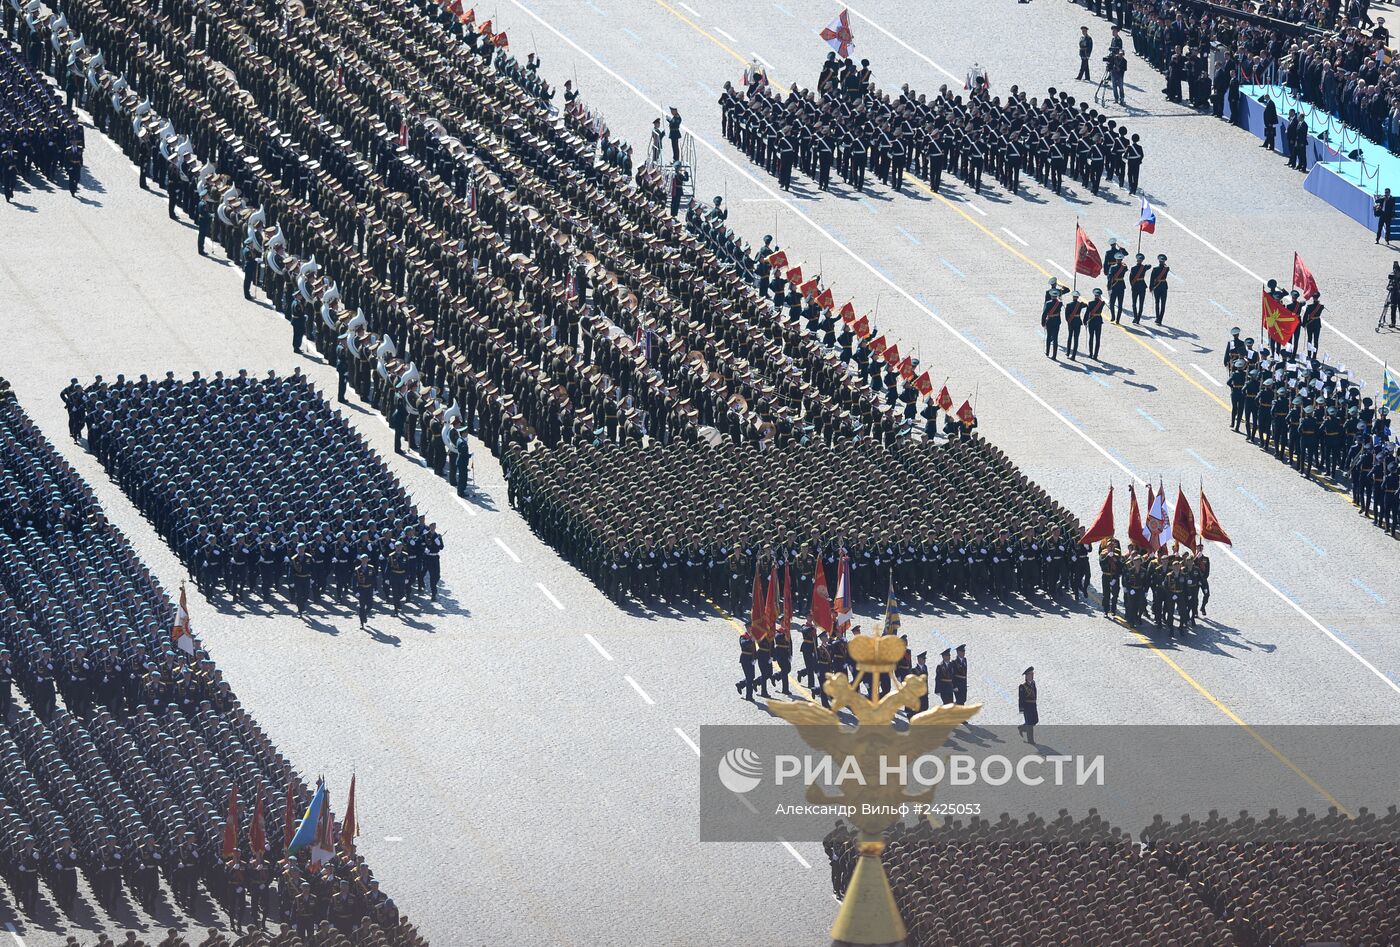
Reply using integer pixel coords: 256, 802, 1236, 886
1017, 671, 1038, 743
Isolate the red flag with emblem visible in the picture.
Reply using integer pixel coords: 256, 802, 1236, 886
1074, 224, 1102, 278
766, 250, 788, 269
913, 371, 933, 396
493, 31, 509, 48
1172, 487, 1197, 549
460, 6, 475, 26
250, 791, 266, 858
897, 355, 915, 380
1199, 490, 1232, 545
749, 565, 766, 638
1127, 485, 1151, 550
222, 786, 239, 861
1261, 288, 1299, 346
764, 565, 778, 642
282, 782, 297, 849
340, 774, 358, 856
957, 400, 975, 426
936, 386, 953, 411
1079, 487, 1115, 544
786, 265, 803, 285
869, 335, 887, 358
799, 278, 820, 299
478, 18, 492, 34
815, 287, 835, 310
851, 315, 871, 338
838, 301, 856, 322
809, 558, 833, 633
883, 343, 901, 367
445, 0, 463, 18
820, 9, 855, 58
781, 563, 792, 636
1292, 252, 1319, 299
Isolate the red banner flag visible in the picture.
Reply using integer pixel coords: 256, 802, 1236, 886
1262, 289, 1300, 346
786, 265, 803, 285
250, 791, 266, 858
460, 7, 475, 26
1199, 490, 1233, 546
340, 774, 358, 857
493, 31, 509, 48
956, 400, 975, 426
839, 301, 856, 323
766, 250, 788, 269
1079, 486, 1115, 544
1074, 224, 1103, 278
815, 287, 835, 310
749, 566, 766, 638
763, 566, 778, 642
781, 563, 792, 636
912, 371, 933, 396
883, 343, 901, 367
869, 335, 887, 358
283, 782, 297, 849
936, 385, 953, 411
477, 17, 493, 34
222, 786, 240, 861
809, 558, 833, 633
1292, 252, 1319, 299
799, 278, 820, 299
1172, 487, 1197, 549
1128, 485, 1151, 550
897, 355, 916, 381
851, 315, 871, 338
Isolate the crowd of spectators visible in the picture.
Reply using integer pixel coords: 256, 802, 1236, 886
828, 803, 1400, 946
1086, 0, 1400, 153
72, 372, 441, 612
0, 382, 417, 937
41, 922, 425, 947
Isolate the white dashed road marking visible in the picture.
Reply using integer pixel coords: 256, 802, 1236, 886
780, 840, 812, 869
492, 536, 521, 563
625, 675, 656, 705
536, 582, 566, 610
584, 633, 614, 661
1191, 364, 1224, 387
674, 727, 701, 756
1000, 226, 1028, 246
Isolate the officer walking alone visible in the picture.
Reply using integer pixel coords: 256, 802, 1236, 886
1017, 666, 1038, 744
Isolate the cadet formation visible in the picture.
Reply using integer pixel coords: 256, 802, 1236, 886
0, 385, 420, 940
507, 436, 1086, 613
826, 801, 1400, 947
1221, 323, 1399, 534
719, 54, 1146, 200
0, 24, 84, 201
66, 372, 442, 621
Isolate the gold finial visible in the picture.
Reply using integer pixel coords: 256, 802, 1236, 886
770, 636, 981, 947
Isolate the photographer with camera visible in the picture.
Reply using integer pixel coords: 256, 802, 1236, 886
1105, 49, 1128, 105
1374, 187, 1395, 246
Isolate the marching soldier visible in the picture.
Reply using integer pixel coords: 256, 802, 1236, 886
772, 623, 794, 696
1150, 253, 1171, 324
951, 644, 968, 705
60, 377, 85, 440
355, 554, 377, 628
1098, 539, 1123, 615
1017, 667, 1038, 744
933, 648, 955, 706
289, 543, 314, 616
1128, 253, 1149, 323
736, 632, 758, 700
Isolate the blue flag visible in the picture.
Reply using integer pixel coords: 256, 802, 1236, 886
287, 779, 325, 853
1383, 369, 1400, 413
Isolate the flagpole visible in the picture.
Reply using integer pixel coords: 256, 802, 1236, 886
1136, 223, 1142, 256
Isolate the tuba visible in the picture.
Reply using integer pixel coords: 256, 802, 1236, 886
296, 255, 321, 302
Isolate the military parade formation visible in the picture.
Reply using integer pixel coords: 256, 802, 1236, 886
7, 0, 1400, 937
0, 384, 420, 942
67, 373, 442, 622
0, 24, 83, 201
720, 50, 1145, 200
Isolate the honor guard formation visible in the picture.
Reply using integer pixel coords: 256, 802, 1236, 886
0, 31, 83, 201
1222, 326, 1400, 534
720, 54, 1145, 199
69, 372, 443, 620
827, 803, 1400, 947
0, 384, 423, 944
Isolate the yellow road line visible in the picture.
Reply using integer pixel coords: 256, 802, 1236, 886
650, 0, 1351, 812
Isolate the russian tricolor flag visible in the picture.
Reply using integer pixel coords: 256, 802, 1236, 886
1138, 196, 1157, 235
